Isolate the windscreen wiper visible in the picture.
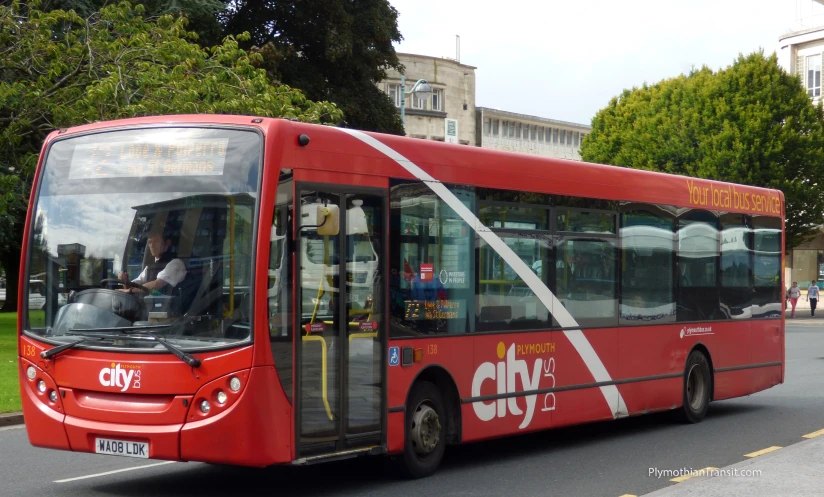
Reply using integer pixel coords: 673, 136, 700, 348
68, 329, 201, 368
40, 336, 105, 360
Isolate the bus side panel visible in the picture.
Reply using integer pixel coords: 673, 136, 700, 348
386, 411, 404, 454
713, 369, 758, 401
461, 332, 555, 442
749, 365, 783, 395
751, 319, 783, 369
180, 366, 291, 466
386, 336, 474, 441
552, 329, 615, 427
617, 326, 684, 414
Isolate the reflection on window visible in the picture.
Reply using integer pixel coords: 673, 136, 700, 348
720, 214, 752, 319
620, 207, 675, 324
556, 239, 617, 327
677, 212, 720, 321
480, 204, 548, 230
752, 216, 781, 318
390, 182, 474, 336
477, 235, 552, 331
557, 210, 615, 234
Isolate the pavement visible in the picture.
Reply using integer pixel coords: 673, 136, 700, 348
641, 432, 824, 496
786, 294, 824, 321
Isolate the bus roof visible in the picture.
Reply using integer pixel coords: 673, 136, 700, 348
44, 114, 784, 219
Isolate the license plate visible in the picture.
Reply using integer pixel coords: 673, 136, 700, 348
95, 438, 149, 459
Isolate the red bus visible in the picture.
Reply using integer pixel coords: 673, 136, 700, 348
18, 115, 784, 477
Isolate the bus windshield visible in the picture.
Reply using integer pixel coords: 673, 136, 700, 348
23, 127, 260, 352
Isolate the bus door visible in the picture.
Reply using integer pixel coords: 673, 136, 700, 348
296, 186, 385, 457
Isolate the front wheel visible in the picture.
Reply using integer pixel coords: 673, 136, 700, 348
679, 350, 711, 423
401, 381, 446, 478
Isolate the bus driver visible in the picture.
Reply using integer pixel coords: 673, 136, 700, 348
118, 230, 186, 294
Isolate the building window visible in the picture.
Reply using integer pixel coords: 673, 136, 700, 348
530, 125, 536, 141
808, 54, 821, 97
483, 118, 491, 136
567, 130, 572, 145
412, 92, 428, 110
492, 119, 499, 136
509, 121, 515, 137
432, 89, 444, 111
515, 123, 521, 139
502, 121, 509, 137
573, 132, 579, 147
387, 84, 401, 107
560, 129, 566, 145
553, 128, 559, 144
538, 127, 544, 142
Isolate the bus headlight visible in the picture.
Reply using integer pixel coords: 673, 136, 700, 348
49, 390, 58, 403
229, 377, 241, 392
199, 400, 210, 414
26, 366, 36, 380
37, 380, 47, 393
216, 391, 227, 405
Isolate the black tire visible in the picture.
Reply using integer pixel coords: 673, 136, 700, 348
679, 350, 711, 423
400, 381, 447, 478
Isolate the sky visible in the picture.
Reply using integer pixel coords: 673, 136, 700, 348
388, 0, 814, 125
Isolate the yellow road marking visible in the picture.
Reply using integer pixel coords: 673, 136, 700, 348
618, 495, 637, 497
803, 428, 824, 439
670, 467, 718, 482
745, 446, 782, 458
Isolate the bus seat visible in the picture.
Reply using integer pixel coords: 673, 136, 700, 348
173, 263, 204, 316
181, 260, 222, 318
480, 305, 512, 322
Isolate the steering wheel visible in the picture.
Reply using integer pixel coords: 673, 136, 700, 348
99, 278, 151, 294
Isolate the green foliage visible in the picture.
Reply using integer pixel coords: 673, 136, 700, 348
582, 52, 824, 251
0, 313, 20, 412
0, 1, 342, 310
222, 0, 405, 134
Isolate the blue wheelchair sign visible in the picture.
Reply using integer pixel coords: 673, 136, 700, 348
389, 346, 400, 366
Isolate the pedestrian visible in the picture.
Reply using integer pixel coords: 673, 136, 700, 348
788, 281, 801, 318
808, 280, 820, 317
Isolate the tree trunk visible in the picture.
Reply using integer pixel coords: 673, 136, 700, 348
0, 246, 21, 312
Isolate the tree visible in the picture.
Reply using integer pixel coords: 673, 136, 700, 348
581, 51, 824, 252
37, 0, 226, 46
221, 0, 405, 134
0, 1, 342, 311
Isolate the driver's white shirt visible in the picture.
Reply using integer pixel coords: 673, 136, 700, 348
133, 257, 186, 287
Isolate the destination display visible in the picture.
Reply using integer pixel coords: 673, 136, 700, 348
68, 138, 229, 179
404, 299, 466, 320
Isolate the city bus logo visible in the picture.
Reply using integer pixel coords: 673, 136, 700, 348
98, 363, 142, 392
471, 342, 556, 429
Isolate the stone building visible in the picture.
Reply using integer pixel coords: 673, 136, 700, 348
379, 53, 476, 145
475, 107, 590, 160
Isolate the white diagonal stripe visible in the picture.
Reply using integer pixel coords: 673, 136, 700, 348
339, 128, 628, 418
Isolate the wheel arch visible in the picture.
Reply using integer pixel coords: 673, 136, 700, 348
687, 342, 715, 401
405, 364, 462, 445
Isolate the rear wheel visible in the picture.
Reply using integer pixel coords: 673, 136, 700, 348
400, 381, 446, 478
679, 350, 711, 423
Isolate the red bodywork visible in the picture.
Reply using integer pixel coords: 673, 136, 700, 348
19, 115, 784, 466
